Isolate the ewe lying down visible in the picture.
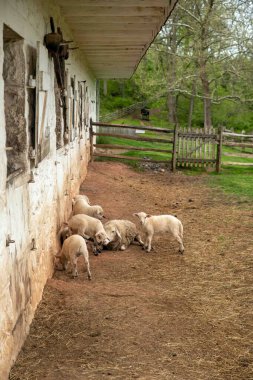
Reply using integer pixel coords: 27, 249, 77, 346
72, 198, 105, 220
104, 219, 144, 251
134, 212, 184, 253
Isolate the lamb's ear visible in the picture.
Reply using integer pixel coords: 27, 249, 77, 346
146, 214, 152, 218
115, 227, 122, 240
133, 213, 138, 217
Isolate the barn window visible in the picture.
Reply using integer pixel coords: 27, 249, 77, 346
71, 76, 76, 141
3, 25, 27, 177
78, 81, 85, 138
55, 77, 64, 148
26, 45, 37, 163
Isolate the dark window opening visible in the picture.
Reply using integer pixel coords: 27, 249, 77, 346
26, 45, 36, 156
3, 25, 27, 177
71, 77, 75, 141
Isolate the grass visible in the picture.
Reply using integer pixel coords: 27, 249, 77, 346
96, 115, 253, 200
209, 166, 253, 199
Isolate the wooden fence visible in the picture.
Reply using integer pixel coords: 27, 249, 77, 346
222, 131, 253, 166
90, 120, 253, 172
89, 119, 174, 165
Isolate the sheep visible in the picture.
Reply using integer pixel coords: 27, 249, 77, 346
72, 194, 90, 205
72, 199, 105, 220
67, 214, 110, 253
55, 234, 91, 280
104, 219, 144, 251
58, 223, 72, 246
133, 212, 184, 254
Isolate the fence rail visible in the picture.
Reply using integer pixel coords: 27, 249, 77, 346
222, 130, 253, 166
90, 119, 173, 165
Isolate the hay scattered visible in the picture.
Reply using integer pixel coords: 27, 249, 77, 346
10, 163, 253, 380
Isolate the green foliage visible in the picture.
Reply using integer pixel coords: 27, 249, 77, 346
99, 1, 253, 132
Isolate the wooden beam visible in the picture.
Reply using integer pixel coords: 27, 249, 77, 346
85, 53, 141, 57
80, 45, 145, 49
61, 6, 165, 17
79, 44, 146, 49
223, 152, 253, 159
222, 162, 253, 166
70, 23, 158, 31
94, 132, 172, 144
64, 16, 163, 24
93, 121, 174, 134
74, 35, 152, 42
94, 144, 172, 153
72, 31, 154, 38
223, 142, 253, 148
177, 158, 217, 163
59, 0, 170, 7
87, 59, 138, 64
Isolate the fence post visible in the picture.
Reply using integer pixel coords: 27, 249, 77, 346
172, 124, 178, 172
216, 126, 223, 173
89, 118, 94, 162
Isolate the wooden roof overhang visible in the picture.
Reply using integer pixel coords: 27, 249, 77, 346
57, 0, 178, 78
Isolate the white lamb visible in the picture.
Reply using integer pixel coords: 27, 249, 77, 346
55, 234, 91, 280
133, 212, 184, 254
67, 214, 110, 250
104, 219, 144, 251
72, 199, 104, 220
72, 194, 90, 205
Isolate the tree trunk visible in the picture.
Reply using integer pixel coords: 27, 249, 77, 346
167, 92, 177, 125
187, 79, 196, 129
202, 79, 212, 131
200, 61, 212, 131
166, 21, 178, 126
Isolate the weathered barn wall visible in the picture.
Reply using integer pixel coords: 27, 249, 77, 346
0, 1, 96, 378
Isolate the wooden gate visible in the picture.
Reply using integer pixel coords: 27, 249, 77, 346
174, 127, 223, 172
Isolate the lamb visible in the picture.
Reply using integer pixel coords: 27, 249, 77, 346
58, 223, 72, 246
55, 234, 91, 280
133, 212, 184, 254
104, 219, 144, 251
72, 194, 90, 205
72, 199, 104, 220
67, 214, 110, 251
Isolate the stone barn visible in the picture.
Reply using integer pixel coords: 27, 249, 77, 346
0, 0, 177, 378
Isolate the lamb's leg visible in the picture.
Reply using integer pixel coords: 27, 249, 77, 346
174, 234, 184, 254
135, 234, 144, 247
146, 232, 153, 253
84, 256, 91, 280
71, 258, 78, 277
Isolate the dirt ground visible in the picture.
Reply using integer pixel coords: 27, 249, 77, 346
10, 162, 253, 380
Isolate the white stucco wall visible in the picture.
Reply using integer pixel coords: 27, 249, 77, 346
0, 1, 96, 378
